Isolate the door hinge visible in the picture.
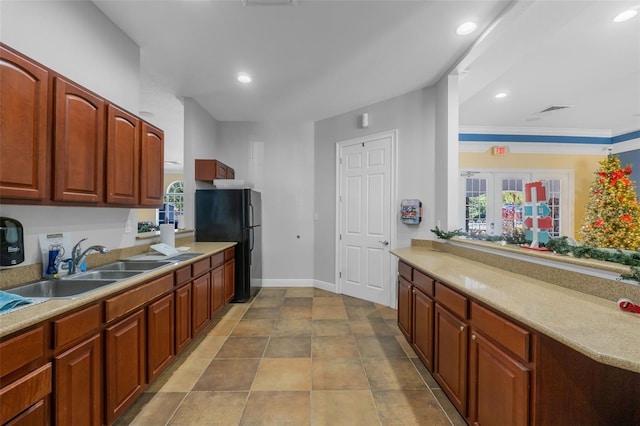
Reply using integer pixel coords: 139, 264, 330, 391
339, 234, 342, 240
339, 272, 342, 278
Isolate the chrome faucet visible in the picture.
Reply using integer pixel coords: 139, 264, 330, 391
67, 238, 109, 274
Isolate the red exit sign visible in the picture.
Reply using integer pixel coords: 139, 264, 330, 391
492, 146, 507, 156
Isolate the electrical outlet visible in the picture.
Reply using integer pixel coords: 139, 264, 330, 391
125, 220, 132, 234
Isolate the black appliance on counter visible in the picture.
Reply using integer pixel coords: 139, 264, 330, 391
0, 217, 25, 266
195, 189, 261, 302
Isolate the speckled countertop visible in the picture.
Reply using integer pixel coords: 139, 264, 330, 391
0, 242, 235, 339
391, 245, 640, 374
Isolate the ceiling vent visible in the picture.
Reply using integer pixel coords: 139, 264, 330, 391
242, 0, 297, 6
538, 104, 573, 114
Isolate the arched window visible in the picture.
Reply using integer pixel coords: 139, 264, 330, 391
159, 181, 184, 226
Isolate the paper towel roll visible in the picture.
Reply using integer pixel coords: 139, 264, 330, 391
160, 224, 175, 247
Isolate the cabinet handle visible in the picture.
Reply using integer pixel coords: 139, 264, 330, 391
460, 326, 464, 332
472, 334, 477, 340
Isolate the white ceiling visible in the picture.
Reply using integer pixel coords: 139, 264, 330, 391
92, 0, 640, 167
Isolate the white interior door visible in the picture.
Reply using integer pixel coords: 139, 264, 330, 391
338, 133, 393, 305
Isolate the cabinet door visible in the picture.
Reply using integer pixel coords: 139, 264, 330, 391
0, 46, 49, 200
55, 334, 101, 426
397, 276, 412, 340
469, 330, 530, 426
434, 304, 468, 415
105, 310, 145, 425
192, 274, 210, 336
106, 104, 140, 205
53, 77, 105, 203
224, 259, 235, 303
147, 294, 175, 383
211, 265, 225, 317
139, 121, 164, 207
412, 288, 434, 372
175, 283, 192, 355
4, 399, 48, 426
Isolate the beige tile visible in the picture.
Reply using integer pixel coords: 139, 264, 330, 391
349, 318, 396, 336
282, 297, 313, 307
215, 336, 269, 358
396, 335, 419, 358
384, 319, 402, 335
225, 304, 251, 319
194, 359, 260, 391
240, 391, 310, 425
356, 336, 407, 358
252, 358, 312, 391
251, 297, 283, 308
312, 319, 352, 336
231, 319, 275, 336
373, 389, 452, 426
375, 304, 398, 319
126, 392, 184, 426
312, 358, 369, 390
209, 319, 239, 336
362, 358, 427, 390
313, 288, 339, 297
313, 297, 344, 307
256, 288, 287, 298
159, 357, 210, 392
279, 306, 313, 319
410, 358, 439, 389
264, 336, 312, 358
243, 307, 281, 320
345, 305, 383, 320
190, 336, 227, 359
312, 304, 348, 320
342, 295, 374, 307
312, 336, 360, 358
311, 390, 379, 426
285, 287, 315, 298
168, 391, 248, 426
273, 318, 313, 336
432, 388, 467, 426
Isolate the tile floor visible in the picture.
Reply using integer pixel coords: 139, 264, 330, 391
115, 288, 466, 426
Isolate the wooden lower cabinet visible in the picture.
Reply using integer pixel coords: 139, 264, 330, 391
224, 258, 235, 303
175, 283, 192, 354
147, 294, 175, 383
105, 310, 145, 425
412, 287, 434, 371
0, 363, 51, 425
397, 276, 412, 340
54, 334, 101, 426
469, 330, 530, 426
192, 274, 210, 336
4, 399, 48, 426
211, 265, 225, 316
434, 304, 468, 415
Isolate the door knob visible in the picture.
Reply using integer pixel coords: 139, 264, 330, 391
378, 240, 389, 246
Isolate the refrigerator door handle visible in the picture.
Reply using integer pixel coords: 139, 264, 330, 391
249, 203, 255, 227
249, 227, 254, 253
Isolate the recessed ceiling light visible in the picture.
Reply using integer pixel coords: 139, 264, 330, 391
237, 73, 252, 83
494, 92, 508, 99
613, 9, 638, 23
456, 22, 477, 35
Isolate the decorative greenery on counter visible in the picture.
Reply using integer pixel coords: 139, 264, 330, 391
430, 226, 465, 239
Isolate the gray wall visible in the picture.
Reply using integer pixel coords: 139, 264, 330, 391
313, 87, 438, 284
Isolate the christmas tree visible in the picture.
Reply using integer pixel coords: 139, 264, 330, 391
579, 155, 640, 250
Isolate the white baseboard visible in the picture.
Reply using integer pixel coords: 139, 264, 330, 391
257, 279, 337, 294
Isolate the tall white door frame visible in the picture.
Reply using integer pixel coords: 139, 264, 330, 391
335, 130, 398, 307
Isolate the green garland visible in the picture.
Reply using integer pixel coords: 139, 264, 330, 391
430, 226, 465, 240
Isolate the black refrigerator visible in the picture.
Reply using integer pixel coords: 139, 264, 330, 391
195, 189, 261, 302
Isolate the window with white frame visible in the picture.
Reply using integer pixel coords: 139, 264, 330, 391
159, 181, 184, 226
459, 170, 573, 239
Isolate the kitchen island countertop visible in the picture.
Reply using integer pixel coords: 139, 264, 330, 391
0, 242, 235, 339
391, 245, 640, 374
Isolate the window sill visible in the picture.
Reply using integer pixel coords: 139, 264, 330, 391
136, 228, 194, 240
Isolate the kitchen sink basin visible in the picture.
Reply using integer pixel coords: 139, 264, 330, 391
65, 270, 142, 280
5, 279, 117, 299
94, 260, 175, 271
171, 253, 204, 261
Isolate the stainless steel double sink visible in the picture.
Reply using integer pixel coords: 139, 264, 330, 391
5, 253, 203, 300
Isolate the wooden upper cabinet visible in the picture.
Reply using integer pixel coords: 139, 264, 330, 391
139, 121, 164, 207
106, 104, 140, 205
0, 45, 49, 200
195, 159, 232, 181
53, 77, 105, 203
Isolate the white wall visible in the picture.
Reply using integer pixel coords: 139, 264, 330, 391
313, 87, 437, 284
216, 122, 315, 281
0, 1, 141, 267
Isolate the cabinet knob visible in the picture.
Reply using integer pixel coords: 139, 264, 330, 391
460, 326, 464, 332
472, 334, 477, 340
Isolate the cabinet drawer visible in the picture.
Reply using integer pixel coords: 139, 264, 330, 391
436, 282, 468, 319
0, 363, 52, 424
53, 303, 100, 351
175, 265, 192, 286
192, 258, 211, 277
105, 274, 174, 322
471, 302, 531, 362
211, 252, 224, 268
224, 247, 235, 261
0, 326, 45, 379
413, 269, 434, 297
398, 261, 412, 281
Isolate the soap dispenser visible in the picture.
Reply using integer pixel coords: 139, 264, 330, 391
0, 217, 25, 266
